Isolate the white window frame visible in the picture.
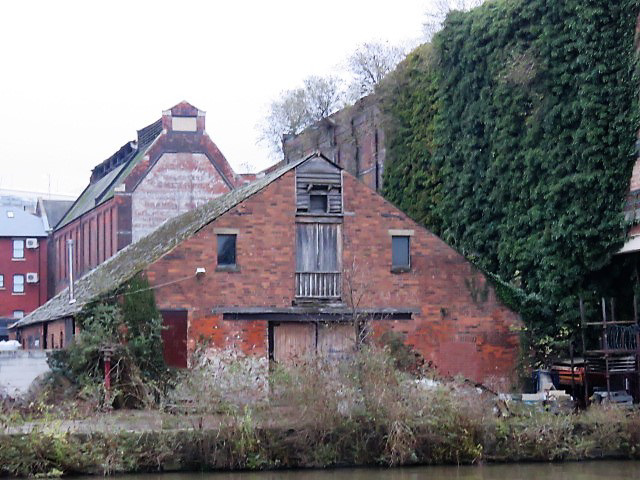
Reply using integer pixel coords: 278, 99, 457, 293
13, 239, 25, 259
13, 274, 24, 293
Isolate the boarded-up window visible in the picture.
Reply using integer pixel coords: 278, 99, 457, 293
392, 236, 410, 269
296, 224, 338, 272
172, 116, 197, 132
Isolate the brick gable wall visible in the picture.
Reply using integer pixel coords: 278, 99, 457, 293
144, 168, 521, 386
131, 152, 232, 242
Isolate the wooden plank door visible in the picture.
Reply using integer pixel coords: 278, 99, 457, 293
317, 323, 356, 361
273, 323, 316, 364
160, 310, 188, 368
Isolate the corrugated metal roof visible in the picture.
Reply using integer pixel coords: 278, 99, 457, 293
0, 206, 46, 237
12, 157, 309, 329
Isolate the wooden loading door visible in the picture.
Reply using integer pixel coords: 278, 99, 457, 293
160, 310, 188, 368
317, 323, 356, 361
273, 323, 316, 364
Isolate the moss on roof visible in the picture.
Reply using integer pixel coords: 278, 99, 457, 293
57, 133, 159, 229
13, 159, 304, 329
57, 163, 127, 228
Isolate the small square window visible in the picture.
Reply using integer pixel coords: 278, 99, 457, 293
392, 236, 410, 271
217, 234, 237, 267
13, 310, 24, 319
13, 239, 24, 259
0, 274, 4, 288
13, 274, 24, 293
309, 195, 328, 213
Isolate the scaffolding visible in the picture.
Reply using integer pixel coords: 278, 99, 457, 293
579, 296, 640, 405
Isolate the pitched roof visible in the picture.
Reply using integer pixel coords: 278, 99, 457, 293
56, 157, 130, 228
56, 119, 162, 229
39, 199, 75, 231
0, 206, 47, 237
12, 157, 309, 329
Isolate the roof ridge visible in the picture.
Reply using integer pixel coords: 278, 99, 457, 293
13, 157, 306, 329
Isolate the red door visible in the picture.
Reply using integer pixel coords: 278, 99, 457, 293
160, 310, 188, 368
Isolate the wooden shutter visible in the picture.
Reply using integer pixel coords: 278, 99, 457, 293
296, 223, 339, 272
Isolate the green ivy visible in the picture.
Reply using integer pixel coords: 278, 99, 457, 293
382, 0, 640, 360
49, 274, 167, 407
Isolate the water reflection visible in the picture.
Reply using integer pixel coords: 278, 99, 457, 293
102, 461, 640, 480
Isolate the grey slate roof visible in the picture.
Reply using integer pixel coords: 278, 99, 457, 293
57, 161, 129, 228
0, 206, 47, 237
12, 158, 305, 329
40, 200, 75, 231
57, 119, 163, 229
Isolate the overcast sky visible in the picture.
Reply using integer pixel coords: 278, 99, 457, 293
0, 1, 430, 197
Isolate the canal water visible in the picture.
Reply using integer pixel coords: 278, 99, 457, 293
86, 461, 640, 480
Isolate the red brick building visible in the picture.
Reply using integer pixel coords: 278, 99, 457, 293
13, 154, 522, 386
0, 206, 48, 344
51, 101, 245, 296
282, 95, 385, 192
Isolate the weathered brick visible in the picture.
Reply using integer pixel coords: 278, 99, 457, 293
146, 168, 522, 386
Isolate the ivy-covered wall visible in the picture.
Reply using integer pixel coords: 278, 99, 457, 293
382, 0, 640, 355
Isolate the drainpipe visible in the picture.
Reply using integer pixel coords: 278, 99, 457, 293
67, 239, 76, 304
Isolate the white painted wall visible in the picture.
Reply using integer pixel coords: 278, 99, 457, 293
131, 152, 230, 242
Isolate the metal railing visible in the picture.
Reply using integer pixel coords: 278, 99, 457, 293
295, 272, 341, 299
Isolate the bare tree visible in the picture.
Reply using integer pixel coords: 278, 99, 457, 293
258, 87, 309, 159
346, 41, 406, 100
303, 75, 344, 122
258, 75, 344, 160
423, 0, 485, 40
342, 256, 375, 348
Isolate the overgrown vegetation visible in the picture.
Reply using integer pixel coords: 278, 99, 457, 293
2, 346, 640, 477
48, 274, 168, 408
382, 0, 640, 363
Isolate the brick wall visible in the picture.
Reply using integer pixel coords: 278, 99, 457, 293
45, 318, 69, 349
146, 170, 297, 355
52, 103, 241, 294
144, 168, 521, 386
283, 95, 385, 192
16, 323, 43, 349
53, 199, 119, 294
341, 174, 521, 387
0, 237, 48, 319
